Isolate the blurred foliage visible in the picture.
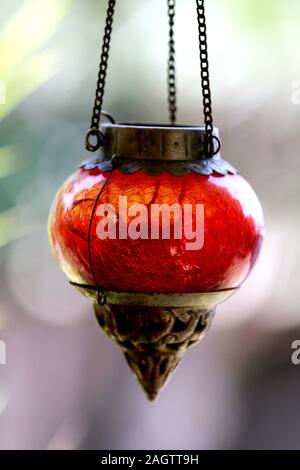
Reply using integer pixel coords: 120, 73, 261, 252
226, 0, 300, 31
0, 146, 19, 179
0, 206, 27, 249
0, 0, 72, 120
0, 0, 72, 248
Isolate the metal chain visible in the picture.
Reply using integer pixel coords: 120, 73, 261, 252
85, 0, 220, 157
86, 0, 116, 152
167, 0, 177, 125
196, 0, 220, 157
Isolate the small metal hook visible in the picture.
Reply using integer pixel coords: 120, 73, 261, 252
85, 128, 105, 152
203, 134, 221, 158
85, 111, 116, 152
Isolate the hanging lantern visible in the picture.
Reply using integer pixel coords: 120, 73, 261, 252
48, 0, 264, 400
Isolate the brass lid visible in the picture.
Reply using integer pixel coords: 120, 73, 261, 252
101, 122, 221, 161
81, 122, 237, 176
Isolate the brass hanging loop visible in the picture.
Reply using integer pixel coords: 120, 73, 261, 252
86, 111, 115, 152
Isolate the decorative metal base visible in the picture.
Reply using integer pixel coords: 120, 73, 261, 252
70, 283, 237, 400
94, 303, 215, 401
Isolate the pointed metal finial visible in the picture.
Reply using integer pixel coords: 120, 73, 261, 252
94, 302, 215, 400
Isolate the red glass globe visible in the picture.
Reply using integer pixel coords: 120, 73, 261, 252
49, 166, 264, 294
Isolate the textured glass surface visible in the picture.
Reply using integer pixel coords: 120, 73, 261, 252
49, 168, 264, 293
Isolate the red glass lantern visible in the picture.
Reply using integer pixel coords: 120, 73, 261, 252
49, 124, 264, 399
49, 0, 265, 399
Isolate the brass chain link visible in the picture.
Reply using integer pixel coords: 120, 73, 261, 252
167, 0, 177, 125
86, 0, 116, 152
196, 0, 220, 157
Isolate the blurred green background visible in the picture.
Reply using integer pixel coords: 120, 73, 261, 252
1, 0, 300, 450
